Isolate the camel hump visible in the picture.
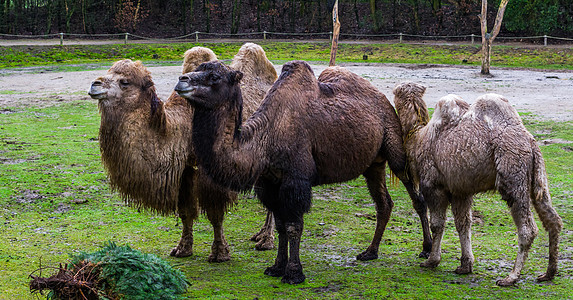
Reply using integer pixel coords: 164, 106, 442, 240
230, 43, 278, 83
433, 94, 469, 124
464, 93, 522, 128
182, 46, 218, 74
317, 66, 364, 87
276, 61, 317, 86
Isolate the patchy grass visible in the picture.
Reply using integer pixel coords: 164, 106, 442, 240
0, 41, 572, 70
0, 95, 572, 298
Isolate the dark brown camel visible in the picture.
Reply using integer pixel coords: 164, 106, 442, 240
87, 44, 277, 262
175, 60, 432, 284
392, 82, 562, 286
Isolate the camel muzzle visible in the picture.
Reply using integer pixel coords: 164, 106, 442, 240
88, 81, 107, 100
174, 76, 198, 98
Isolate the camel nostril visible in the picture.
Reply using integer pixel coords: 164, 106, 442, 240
92, 80, 103, 86
179, 75, 190, 82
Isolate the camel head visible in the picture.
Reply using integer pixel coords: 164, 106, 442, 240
392, 81, 430, 137
88, 59, 158, 110
175, 61, 243, 109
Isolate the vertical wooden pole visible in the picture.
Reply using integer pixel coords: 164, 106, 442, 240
329, 0, 340, 67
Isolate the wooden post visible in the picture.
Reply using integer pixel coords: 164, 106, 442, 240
195, 31, 199, 43
264, 31, 267, 40
329, 0, 340, 67
125, 33, 129, 44
59, 33, 64, 45
544, 35, 547, 46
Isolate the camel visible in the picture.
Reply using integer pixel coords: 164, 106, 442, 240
392, 82, 562, 286
174, 60, 432, 284
87, 43, 278, 262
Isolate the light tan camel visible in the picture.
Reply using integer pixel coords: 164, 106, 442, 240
87, 43, 278, 262
392, 81, 562, 286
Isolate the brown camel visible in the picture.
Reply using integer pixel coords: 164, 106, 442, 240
87, 43, 277, 262
392, 82, 562, 286
175, 60, 432, 284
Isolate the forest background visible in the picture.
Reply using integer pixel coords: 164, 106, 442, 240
0, 0, 571, 40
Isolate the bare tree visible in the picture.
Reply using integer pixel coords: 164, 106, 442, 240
479, 0, 510, 75
329, 0, 340, 66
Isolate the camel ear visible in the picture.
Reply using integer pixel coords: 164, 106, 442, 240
229, 70, 243, 84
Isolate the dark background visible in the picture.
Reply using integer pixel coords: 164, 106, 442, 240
0, 0, 571, 39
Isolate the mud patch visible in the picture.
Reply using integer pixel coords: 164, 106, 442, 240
54, 203, 72, 213
539, 138, 573, 145
0, 108, 17, 114
15, 189, 45, 204
304, 281, 343, 293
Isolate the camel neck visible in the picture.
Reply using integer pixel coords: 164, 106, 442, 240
191, 103, 263, 192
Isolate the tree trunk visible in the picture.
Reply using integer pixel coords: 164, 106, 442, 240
480, 0, 510, 75
204, 0, 210, 32
353, 0, 360, 29
231, 0, 241, 34
369, 0, 378, 31
329, 0, 340, 66
0, 0, 6, 33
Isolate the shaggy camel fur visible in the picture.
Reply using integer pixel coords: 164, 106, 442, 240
87, 44, 277, 261
175, 60, 432, 284
392, 82, 562, 286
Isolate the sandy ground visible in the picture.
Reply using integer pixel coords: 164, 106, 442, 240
0, 62, 572, 121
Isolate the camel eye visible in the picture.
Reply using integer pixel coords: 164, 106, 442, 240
119, 79, 129, 86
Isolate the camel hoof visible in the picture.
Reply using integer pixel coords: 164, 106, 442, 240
418, 250, 430, 259
537, 272, 556, 282
255, 238, 275, 251
281, 272, 306, 285
356, 250, 378, 261
250, 232, 261, 242
264, 265, 285, 277
496, 277, 517, 287
454, 265, 473, 274
170, 246, 193, 258
208, 253, 231, 263
420, 259, 440, 269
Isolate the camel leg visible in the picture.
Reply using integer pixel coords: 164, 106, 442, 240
496, 198, 538, 286
265, 176, 311, 284
402, 179, 432, 258
357, 163, 393, 261
205, 203, 230, 263
420, 188, 449, 269
197, 174, 234, 263
250, 210, 275, 250
264, 216, 288, 277
387, 155, 432, 258
171, 168, 199, 257
450, 196, 474, 274
531, 193, 562, 282
282, 220, 305, 284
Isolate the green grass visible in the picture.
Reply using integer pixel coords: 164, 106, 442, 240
0, 43, 572, 297
0, 98, 572, 298
1, 41, 572, 70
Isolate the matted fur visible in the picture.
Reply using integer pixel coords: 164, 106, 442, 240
176, 60, 431, 284
89, 43, 279, 259
183, 46, 217, 73
393, 81, 562, 286
97, 59, 191, 213
230, 43, 278, 115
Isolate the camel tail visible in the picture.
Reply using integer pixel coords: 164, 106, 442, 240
530, 144, 562, 281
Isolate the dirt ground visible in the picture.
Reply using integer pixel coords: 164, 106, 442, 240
0, 62, 572, 122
